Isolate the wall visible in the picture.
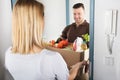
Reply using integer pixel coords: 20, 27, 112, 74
0, 0, 12, 79
94, 0, 120, 80
38, 0, 66, 41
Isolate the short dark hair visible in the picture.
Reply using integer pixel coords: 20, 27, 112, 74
73, 3, 84, 10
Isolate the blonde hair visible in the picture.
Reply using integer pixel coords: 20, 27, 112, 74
12, 0, 45, 54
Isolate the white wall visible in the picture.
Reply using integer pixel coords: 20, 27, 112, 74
0, 0, 12, 79
38, 0, 66, 42
0, 0, 12, 66
94, 0, 120, 80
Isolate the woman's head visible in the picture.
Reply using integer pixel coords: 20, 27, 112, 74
12, 0, 44, 54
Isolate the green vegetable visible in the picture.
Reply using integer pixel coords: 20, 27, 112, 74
82, 33, 90, 42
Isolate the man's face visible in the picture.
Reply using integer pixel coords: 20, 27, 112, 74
73, 7, 85, 24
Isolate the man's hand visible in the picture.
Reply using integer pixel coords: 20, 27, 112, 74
68, 61, 87, 80
56, 37, 63, 43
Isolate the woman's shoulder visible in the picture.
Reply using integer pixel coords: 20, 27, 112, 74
5, 47, 12, 54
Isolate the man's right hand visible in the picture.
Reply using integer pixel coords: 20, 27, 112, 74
56, 37, 63, 43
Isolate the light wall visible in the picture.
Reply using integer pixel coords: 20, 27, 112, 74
0, 0, 12, 79
0, 0, 12, 66
38, 0, 66, 42
94, 0, 120, 80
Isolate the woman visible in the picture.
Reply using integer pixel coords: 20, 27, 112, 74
5, 0, 69, 80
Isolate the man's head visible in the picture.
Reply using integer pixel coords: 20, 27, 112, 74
73, 3, 85, 25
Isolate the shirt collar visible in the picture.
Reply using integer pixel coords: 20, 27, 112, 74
73, 20, 87, 27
